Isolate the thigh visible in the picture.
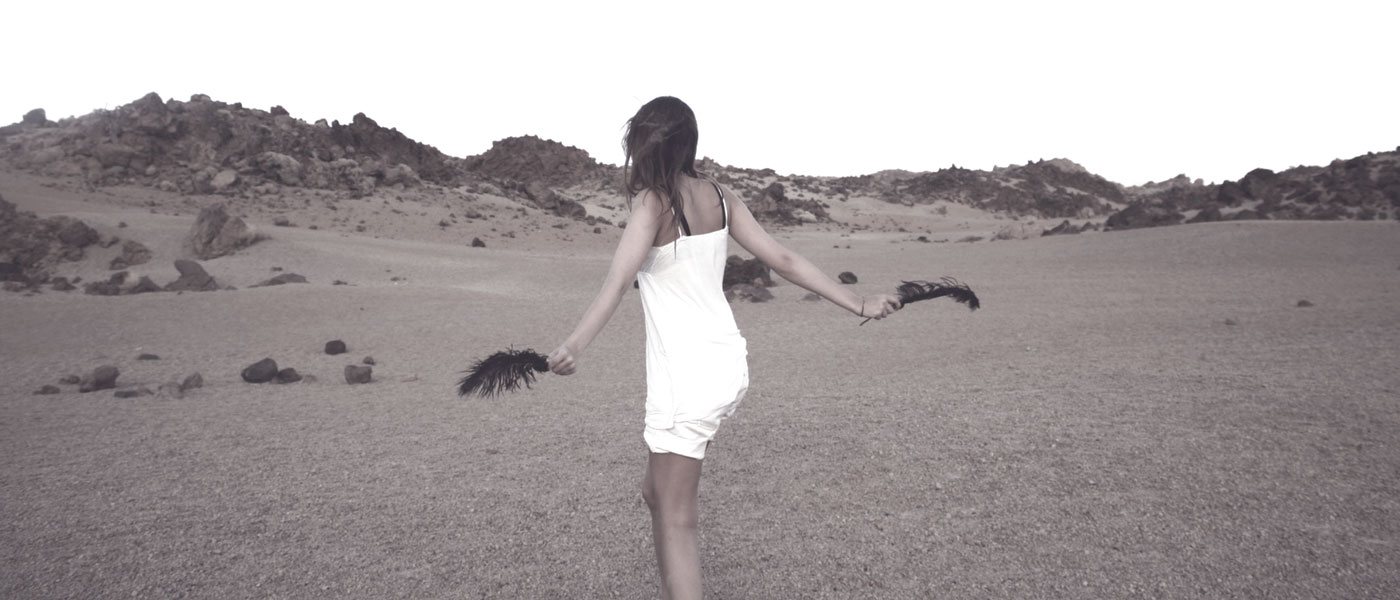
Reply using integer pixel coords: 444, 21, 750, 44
645, 451, 704, 504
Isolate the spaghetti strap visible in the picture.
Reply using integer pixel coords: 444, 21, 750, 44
711, 181, 727, 228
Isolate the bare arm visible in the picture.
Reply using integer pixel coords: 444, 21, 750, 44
726, 187, 900, 318
547, 190, 666, 375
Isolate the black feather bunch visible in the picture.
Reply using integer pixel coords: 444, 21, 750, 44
457, 348, 550, 398
860, 277, 980, 325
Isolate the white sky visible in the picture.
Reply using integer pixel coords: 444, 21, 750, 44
3, 0, 1396, 185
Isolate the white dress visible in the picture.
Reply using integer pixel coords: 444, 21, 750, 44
635, 184, 749, 459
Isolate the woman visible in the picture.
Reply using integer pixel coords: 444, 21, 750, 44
547, 96, 900, 599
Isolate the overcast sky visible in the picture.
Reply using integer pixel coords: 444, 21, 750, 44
4, 0, 1396, 185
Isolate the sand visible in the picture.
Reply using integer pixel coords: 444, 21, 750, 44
3, 169, 1399, 598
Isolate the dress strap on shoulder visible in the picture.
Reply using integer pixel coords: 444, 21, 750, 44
710, 181, 727, 228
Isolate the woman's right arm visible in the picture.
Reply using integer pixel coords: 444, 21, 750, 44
726, 188, 901, 320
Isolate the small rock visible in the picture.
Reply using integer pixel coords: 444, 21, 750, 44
50, 278, 75, 292
344, 365, 372, 384
838, 271, 858, 284
251, 273, 308, 287
180, 372, 204, 391
332, 280, 348, 286
157, 382, 184, 399
363, 356, 376, 365
471, 237, 486, 248
1224, 318, 1238, 326
302, 375, 318, 384
800, 292, 822, 302
34, 385, 61, 395
137, 353, 160, 360
1296, 300, 1314, 307
79, 365, 120, 392
59, 374, 81, 385
275, 368, 303, 384
325, 340, 347, 355
114, 388, 151, 399
241, 358, 279, 383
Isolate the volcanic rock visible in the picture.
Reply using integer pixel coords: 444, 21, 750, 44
241, 358, 279, 383
125, 275, 162, 295
344, 365, 372, 384
109, 240, 152, 270
189, 203, 256, 259
276, 368, 303, 384
79, 365, 120, 392
164, 259, 218, 292
83, 272, 127, 296
252, 273, 308, 287
1104, 204, 1183, 231
180, 372, 204, 391
723, 255, 774, 289
725, 283, 774, 303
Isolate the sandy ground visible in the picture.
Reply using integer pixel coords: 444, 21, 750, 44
3, 172, 1400, 599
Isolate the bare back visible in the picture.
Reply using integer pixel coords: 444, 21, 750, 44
650, 175, 727, 248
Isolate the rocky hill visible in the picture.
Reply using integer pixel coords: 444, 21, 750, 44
3, 93, 1395, 231
1104, 150, 1400, 230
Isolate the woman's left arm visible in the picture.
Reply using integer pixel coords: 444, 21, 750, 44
548, 191, 665, 375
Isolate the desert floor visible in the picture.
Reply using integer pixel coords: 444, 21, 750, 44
3, 173, 1399, 599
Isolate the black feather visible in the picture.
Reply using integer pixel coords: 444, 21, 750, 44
894, 277, 980, 310
457, 348, 550, 398
859, 277, 980, 325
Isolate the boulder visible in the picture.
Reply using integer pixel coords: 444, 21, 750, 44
344, 365, 372, 384
1104, 204, 1183, 231
83, 272, 127, 296
241, 358, 279, 383
1041, 220, 1083, 236
838, 271, 858, 284
189, 203, 256, 259
325, 340, 347, 355
112, 240, 152, 269
723, 255, 773, 289
22, 108, 48, 126
79, 365, 120, 393
252, 152, 303, 185
164, 259, 218, 292
125, 276, 162, 295
725, 283, 774, 303
209, 170, 238, 192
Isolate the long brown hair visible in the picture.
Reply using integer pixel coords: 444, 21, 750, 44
622, 97, 701, 226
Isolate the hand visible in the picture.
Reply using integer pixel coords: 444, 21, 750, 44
547, 344, 577, 375
859, 294, 903, 320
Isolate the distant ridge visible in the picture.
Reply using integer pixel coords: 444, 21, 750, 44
2, 93, 1395, 228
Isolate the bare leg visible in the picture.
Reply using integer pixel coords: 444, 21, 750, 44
642, 451, 704, 600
